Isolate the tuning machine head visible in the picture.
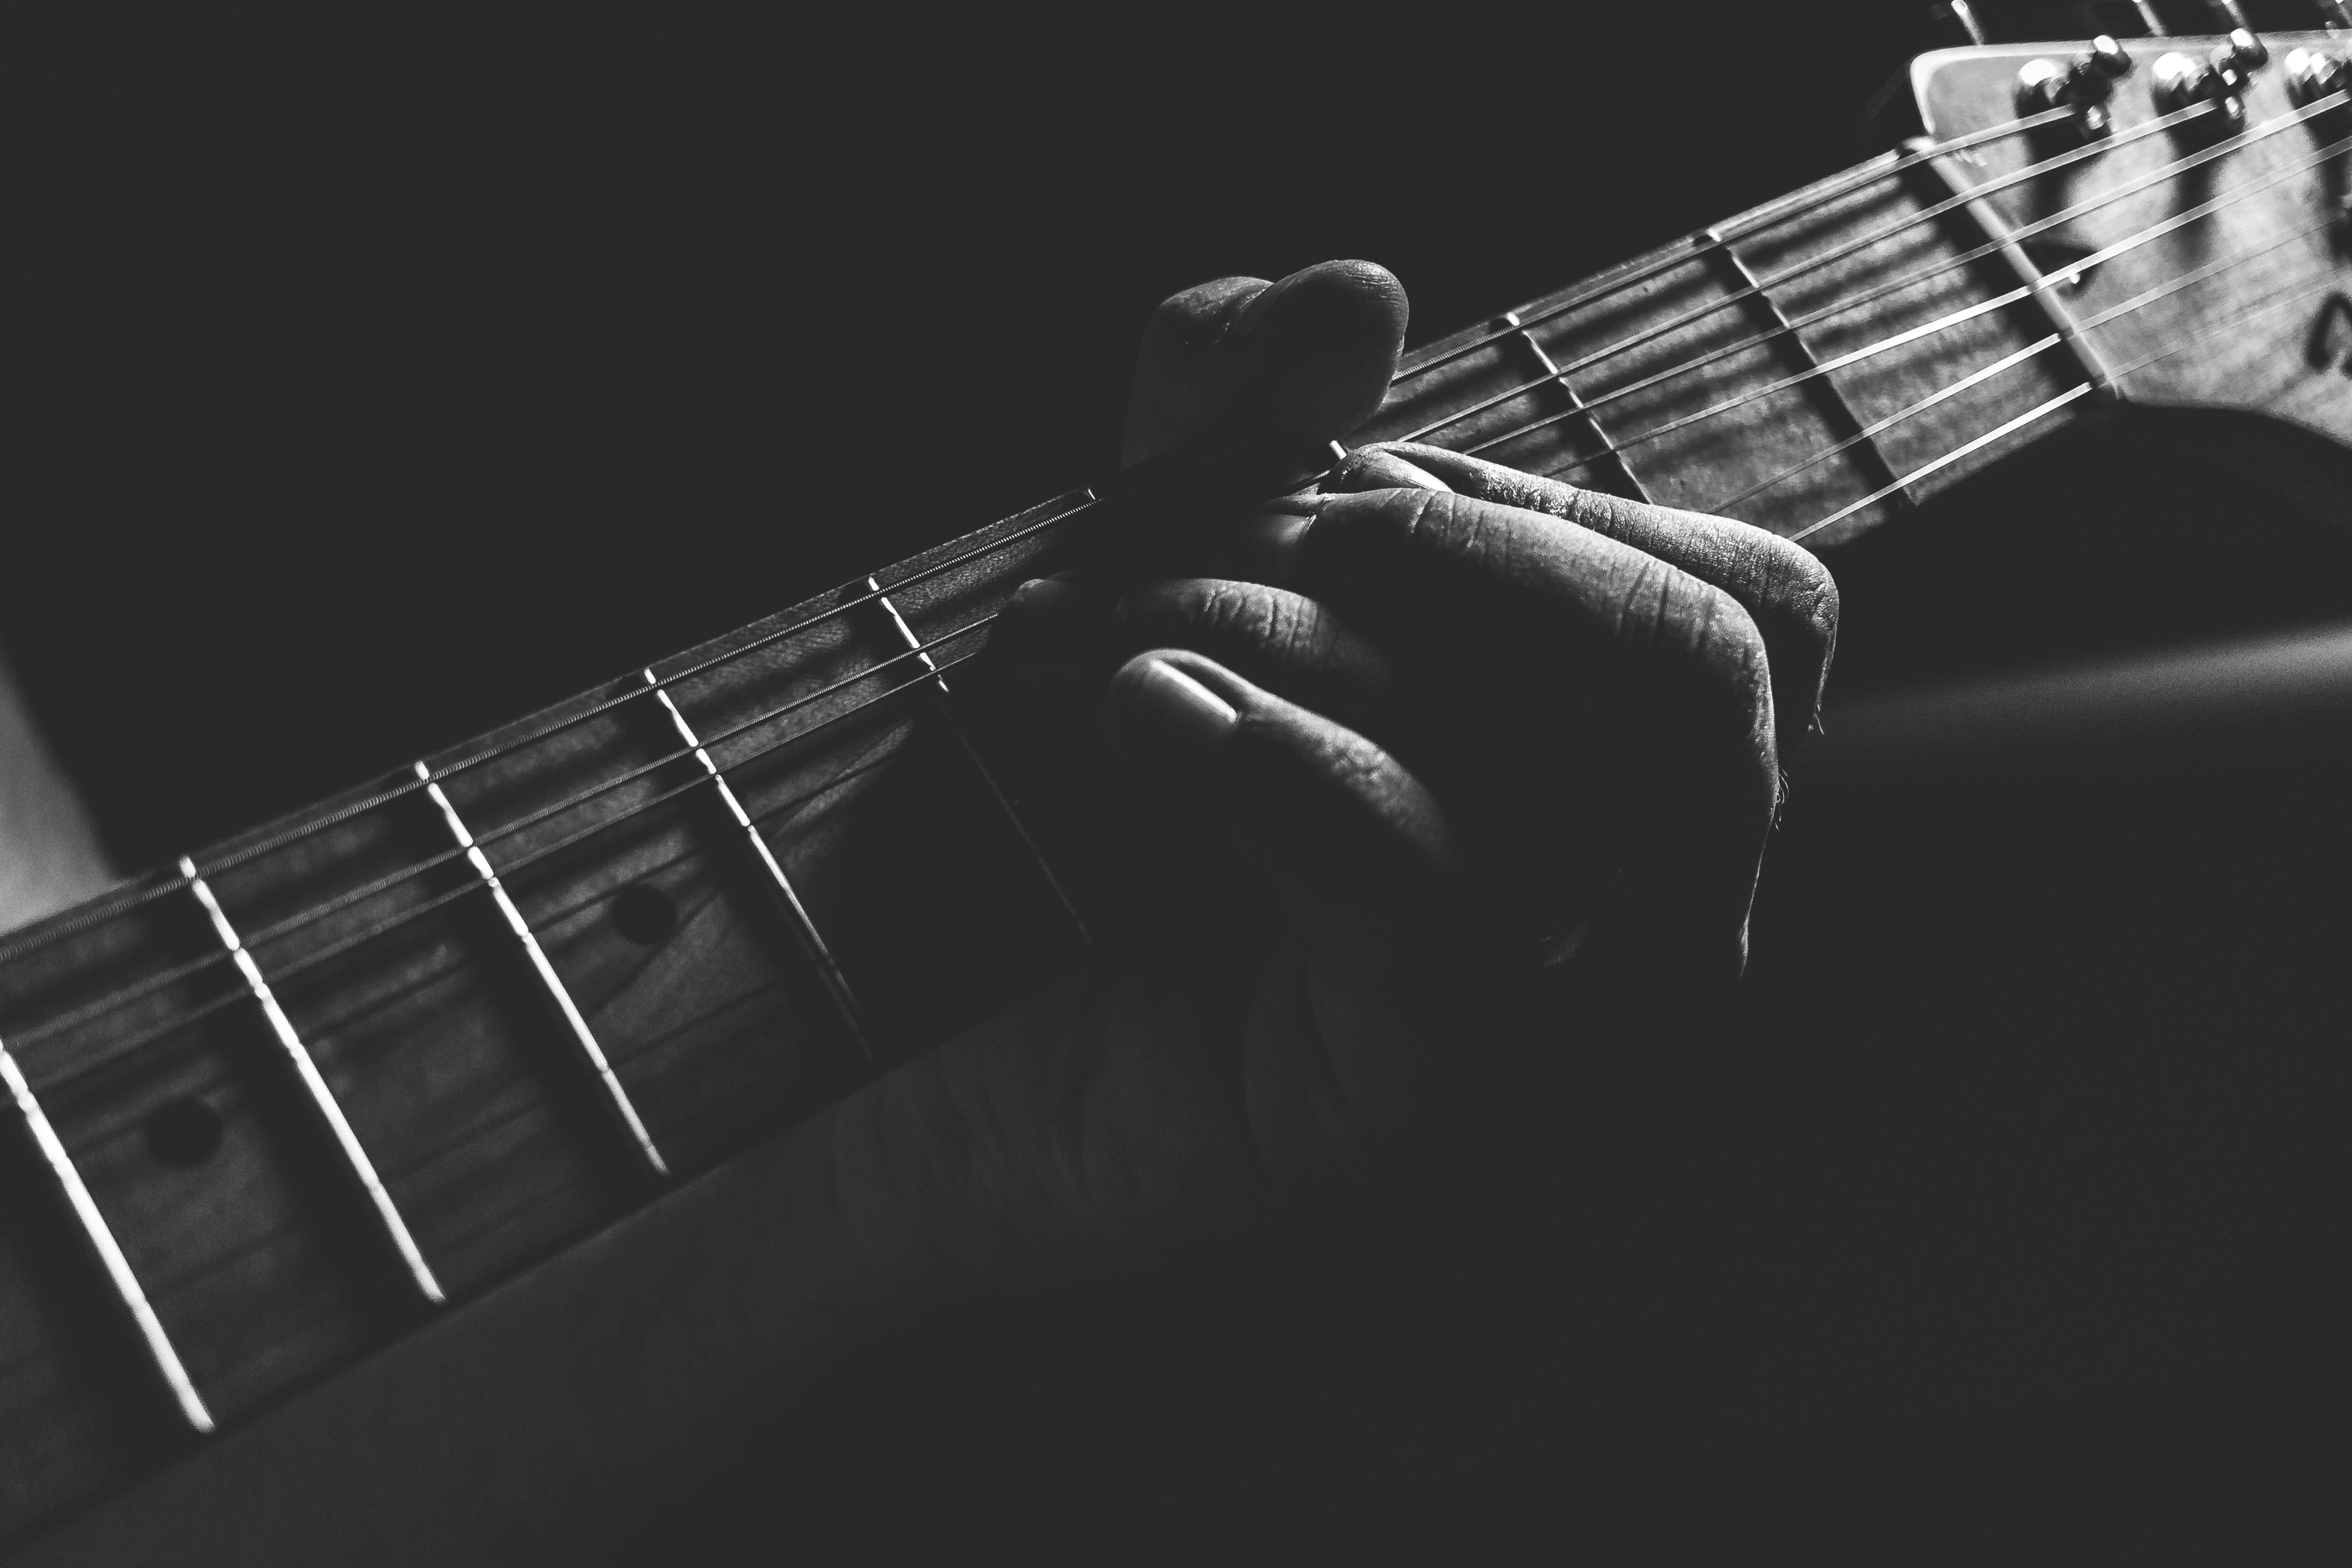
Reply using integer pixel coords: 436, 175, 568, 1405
2151, 48, 2248, 129
2016, 36, 2133, 137
2284, 45, 2350, 109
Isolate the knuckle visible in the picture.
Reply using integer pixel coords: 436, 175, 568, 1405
1125, 578, 1281, 649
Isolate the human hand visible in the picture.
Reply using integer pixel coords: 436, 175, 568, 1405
835, 260, 1839, 1277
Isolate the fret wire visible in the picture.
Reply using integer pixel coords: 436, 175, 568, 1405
178, 857, 445, 1305
1470, 283, 2031, 461
1910, 146, 2122, 395
1398, 92, 2224, 438
1703, 334, 2063, 516
4, 609, 1015, 1058
1469, 122, 2349, 471
1498, 314, 1654, 503
0, 1036, 215, 1434
0, 501, 1094, 983
415, 766, 671, 1178
642, 672, 878, 1061
1392, 102, 2084, 386
28, 627, 1002, 1088
1788, 384, 2097, 543
864, 576, 1095, 946
1417, 90, 2330, 456
1701, 227, 1908, 502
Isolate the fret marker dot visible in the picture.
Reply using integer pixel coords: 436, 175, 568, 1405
145, 1098, 223, 1167
611, 884, 677, 945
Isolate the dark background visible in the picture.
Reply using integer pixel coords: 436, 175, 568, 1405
17, 3, 1984, 868
17, 2, 2337, 868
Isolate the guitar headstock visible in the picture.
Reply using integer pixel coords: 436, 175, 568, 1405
1908, 8, 2350, 441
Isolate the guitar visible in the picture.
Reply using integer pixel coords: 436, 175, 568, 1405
4, 9, 2347, 1556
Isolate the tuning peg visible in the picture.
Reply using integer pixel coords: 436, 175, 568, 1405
2285, 46, 2350, 108
2215, 28, 2267, 75
2016, 37, 2134, 134
2085, 35, 2134, 82
2152, 49, 2247, 127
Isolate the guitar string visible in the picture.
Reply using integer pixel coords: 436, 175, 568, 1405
2, 613, 998, 1055
1396, 92, 2245, 441
2105, 267, 2348, 380
4, 133, 2340, 1071
0, 501, 1084, 973
1388, 101, 2089, 384
1465, 125, 2348, 468
1786, 245, 2352, 542
32, 642, 979, 1081
1421, 93, 2347, 459
1701, 198, 2346, 515
0, 89, 2314, 982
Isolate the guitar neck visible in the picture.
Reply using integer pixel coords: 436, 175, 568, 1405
1364, 138, 2103, 545
0, 56, 2324, 1540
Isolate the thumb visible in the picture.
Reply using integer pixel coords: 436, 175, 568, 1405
1120, 260, 1409, 467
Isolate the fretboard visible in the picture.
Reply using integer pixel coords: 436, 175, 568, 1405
0, 123, 2161, 1546
1358, 134, 2103, 545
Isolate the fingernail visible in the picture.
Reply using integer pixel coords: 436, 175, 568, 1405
1129, 659, 1239, 750
1329, 447, 1453, 495
1237, 510, 1316, 584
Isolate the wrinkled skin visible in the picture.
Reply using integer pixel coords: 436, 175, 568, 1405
830, 259, 1840, 1276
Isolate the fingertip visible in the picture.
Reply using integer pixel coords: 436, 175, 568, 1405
1228, 260, 1410, 439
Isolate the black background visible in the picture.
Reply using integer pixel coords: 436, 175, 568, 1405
18, 2, 1966, 870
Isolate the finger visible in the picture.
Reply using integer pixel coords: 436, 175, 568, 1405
1102, 648, 1500, 1157
1330, 442, 1837, 751
1122, 261, 1409, 467
1005, 572, 1397, 736
1280, 488, 1781, 985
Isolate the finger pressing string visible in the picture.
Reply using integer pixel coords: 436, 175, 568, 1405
1339, 443, 1838, 749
